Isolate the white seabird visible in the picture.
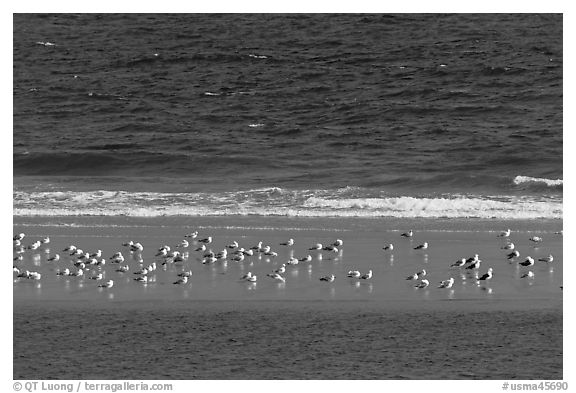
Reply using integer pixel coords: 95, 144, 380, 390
13, 233, 25, 241
383, 244, 394, 251
173, 276, 189, 285
333, 239, 343, 247
266, 273, 286, 283
451, 258, 466, 267
184, 231, 199, 238
308, 243, 323, 250
319, 274, 335, 282
240, 272, 253, 281
41, 237, 50, 244
529, 236, 543, 243
360, 270, 373, 280
115, 265, 129, 273
415, 279, 429, 289
63, 245, 76, 252
273, 264, 286, 274
347, 270, 361, 278
466, 254, 480, 264
287, 257, 299, 265
56, 268, 70, 276
477, 267, 493, 281
134, 276, 148, 283
465, 260, 481, 270
280, 239, 294, 246
98, 280, 114, 288
498, 229, 511, 237
401, 230, 413, 238
177, 240, 189, 248
89, 273, 103, 281
521, 271, 535, 279
178, 270, 193, 278
438, 277, 455, 288
501, 243, 515, 250
414, 242, 428, 250
227, 241, 239, 249
298, 255, 312, 263
538, 255, 554, 263
198, 236, 213, 244
507, 250, 520, 260
519, 257, 535, 267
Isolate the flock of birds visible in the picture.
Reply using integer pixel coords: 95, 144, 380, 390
12, 228, 561, 294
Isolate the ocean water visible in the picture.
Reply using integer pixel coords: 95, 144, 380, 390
13, 14, 563, 219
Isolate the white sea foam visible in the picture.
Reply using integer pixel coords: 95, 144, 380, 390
513, 175, 563, 187
13, 191, 562, 219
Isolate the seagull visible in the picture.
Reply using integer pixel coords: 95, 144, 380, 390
115, 265, 129, 273
41, 236, 50, 244
309, 243, 323, 250
240, 272, 253, 280
501, 243, 515, 250
383, 244, 394, 251
507, 251, 520, 260
438, 278, 455, 288
198, 236, 213, 244
477, 268, 493, 281
498, 229, 511, 237
264, 251, 279, 257
63, 245, 76, 252
56, 268, 70, 276
173, 276, 189, 285
245, 275, 257, 282
466, 254, 480, 264
520, 257, 535, 267
133, 267, 148, 275
280, 239, 294, 246
401, 230, 413, 238
360, 270, 373, 280
250, 241, 263, 251
130, 242, 144, 252
89, 273, 103, 281
407, 269, 426, 280
267, 273, 286, 283
177, 270, 193, 278
134, 276, 148, 283
184, 231, 198, 238
332, 239, 343, 247
90, 250, 102, 258
347, 270, 361, 278
414, 242, 428, 250
521, 271, 535, 279
415, 279, 429, 289
273, 264, 286, 274
319, 274, 335, 282
28, 272, 41, 280
529, 236, 543, 243
177, 240, 189, 248
465, 260, 481, 270
194, 244, 206, 252
70, 269, 84, 277
227, 241, 239, 249
13, 233, 25, 241
155, 249, 168, 257
13, 255, 23, 262
538, 255, 554, 263
98, 280, 114, 288
287, 257, 299, 265
323, 245, 339, 254
298, 255, 312, 263
451, 258, 466, 267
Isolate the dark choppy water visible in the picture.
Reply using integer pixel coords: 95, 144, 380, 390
13, 14, 563, 218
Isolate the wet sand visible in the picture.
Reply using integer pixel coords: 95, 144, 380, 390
13, 216, 563, 379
